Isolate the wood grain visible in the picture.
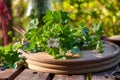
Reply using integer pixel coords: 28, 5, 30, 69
53, 75, 85, 80
0, 69, 16, 80
14, 69, 50, 80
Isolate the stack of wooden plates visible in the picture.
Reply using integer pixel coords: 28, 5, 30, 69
19, 41, 120, 74
106, 35, 120, 46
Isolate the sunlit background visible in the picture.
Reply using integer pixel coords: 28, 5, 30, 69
0, 0, 120, 45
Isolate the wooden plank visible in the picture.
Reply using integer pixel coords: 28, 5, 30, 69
91, 75, 115, 80
90, 66, 119, 80
8, 66, 25, 80
53, 75, 85, 80
53, 65, 119, 80
14, 69, 51, 80
0, 69, 16, 80
0, 67, 25, 80
85, 73, 115, 80
53, 74, 115, 80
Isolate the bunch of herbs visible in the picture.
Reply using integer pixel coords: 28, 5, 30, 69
24, 10, 104, 59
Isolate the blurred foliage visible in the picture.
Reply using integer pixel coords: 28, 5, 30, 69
52, 0, 120, 36
11, 0, 120, 37
12, 0, 28, 28
12, 0, 52, 30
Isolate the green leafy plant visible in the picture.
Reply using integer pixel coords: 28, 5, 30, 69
0, 42, 23, 68
24, 10, 104, 59
93, 23, 104, 52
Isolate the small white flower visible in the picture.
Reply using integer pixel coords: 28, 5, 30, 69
64, 20, 67, 23
47, 38, 53, 48
47, 38, 59, 48
52, 39, 59, 48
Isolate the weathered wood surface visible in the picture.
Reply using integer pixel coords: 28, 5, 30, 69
14, 69, 52, 80
53, 75, 85, 80
0, 66, 119, 80
0, 69, 16, 80
53, 75, 116, 80
91, 76, 115, 80
0, 67, 25, 80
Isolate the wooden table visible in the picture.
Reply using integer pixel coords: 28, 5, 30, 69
0, 65, 120, 80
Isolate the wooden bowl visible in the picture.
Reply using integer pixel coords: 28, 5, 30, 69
106, 35, 120, 46
18, 41, 120, 74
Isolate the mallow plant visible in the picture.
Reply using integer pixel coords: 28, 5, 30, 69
23, 10, 104, 59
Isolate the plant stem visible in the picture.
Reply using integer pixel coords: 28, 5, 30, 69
86, 73, 92, 80
1, 16, 8, 46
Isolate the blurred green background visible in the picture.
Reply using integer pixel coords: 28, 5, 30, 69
0, 0, 120, 45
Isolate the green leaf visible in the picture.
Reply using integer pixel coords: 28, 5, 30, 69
23, 44, 30, 51
81, 27, 89, 37
0, 46, 4, 52
96, 40, 103, 52
43, 10, 53, 23
54, 11, 61, 23
27, 18, 39, 31
4, 46, 11, 54
93, 22, 104, 36
60, 10, 70, 23
12, 42, 22, 51
72, 46, 81, 54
